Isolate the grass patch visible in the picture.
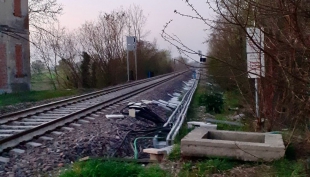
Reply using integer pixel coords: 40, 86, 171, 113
168, 144, 181, 161
31, 72, 58, 90
0, 90, 79, 107
59, 160, 170, 177
179, 158, 239, 177
270, 159, 307, 177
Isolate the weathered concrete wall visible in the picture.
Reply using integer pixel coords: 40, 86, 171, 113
0, 0, 30, 93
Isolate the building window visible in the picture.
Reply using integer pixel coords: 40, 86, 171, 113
15, 44, 23, 77
14, 0, 21, 17
0, 44, 8, 88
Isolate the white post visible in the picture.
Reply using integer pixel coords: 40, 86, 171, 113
255, 78, 259, 118
127, 50, 130, 82
135, 48, 137, 80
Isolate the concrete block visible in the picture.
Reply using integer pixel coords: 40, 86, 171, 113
143, 146, 173, 162
90, 114, 100, 117
187, 121, 217, 130
70, 123, 81, 127
51, 131, 63, 136
61, 127, 74, 131
143, 146, 173, 155
141, 100, 153, 104
0, 156, 9, 163
10, 148, 25, 154
26, 142, 42, 147
181, 128, 285, 162
143, 148, 167, 155
106, 114, 125, 119
78, 119, 90, 124
85, 117, 95, 120
39, 136, 54, 141
206, 118, 243, 127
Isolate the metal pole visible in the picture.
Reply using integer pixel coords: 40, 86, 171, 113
134, 48, 137, 80
127, 50, 129, 82
255, 78, 259, 118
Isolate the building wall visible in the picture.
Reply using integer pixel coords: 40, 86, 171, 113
0, 0, 30, 93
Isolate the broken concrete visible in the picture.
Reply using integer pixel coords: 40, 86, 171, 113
181, 128, 285, 161
187, 121, 217, 130
206, 118, 243, 127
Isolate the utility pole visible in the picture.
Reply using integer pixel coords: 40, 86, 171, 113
126, 36, 137, 81
127, 49, 130, 82
135, 46, 137, 80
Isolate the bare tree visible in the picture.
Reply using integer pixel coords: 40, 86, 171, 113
127, 4, 150, 41
32, 23, 66, 90
29, 0, 63, 32
163, 0, 310, 132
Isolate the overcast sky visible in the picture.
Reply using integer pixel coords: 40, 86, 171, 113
59, 0, 216, 61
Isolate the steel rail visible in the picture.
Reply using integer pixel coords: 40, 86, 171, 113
0, 72, 180, 124
0, 71, 187, 152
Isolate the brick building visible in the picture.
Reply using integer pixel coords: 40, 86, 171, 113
0, 0, 30, 93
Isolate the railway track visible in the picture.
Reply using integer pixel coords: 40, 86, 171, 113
0, 71, 187, 153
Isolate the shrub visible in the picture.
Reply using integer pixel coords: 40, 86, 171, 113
199, 91, 224, 114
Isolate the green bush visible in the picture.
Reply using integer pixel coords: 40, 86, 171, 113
199, 91, 224, 114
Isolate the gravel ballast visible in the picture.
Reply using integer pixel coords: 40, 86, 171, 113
0, 72, 192, 177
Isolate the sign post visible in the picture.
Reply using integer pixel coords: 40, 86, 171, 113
126, 36, 137, 81
246, 27, 265, 118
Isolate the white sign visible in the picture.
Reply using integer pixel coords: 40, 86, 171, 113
246, 27, 265, 78
127, 36, 136, 51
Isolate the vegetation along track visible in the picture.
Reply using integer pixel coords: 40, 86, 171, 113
0, 71, 187, 152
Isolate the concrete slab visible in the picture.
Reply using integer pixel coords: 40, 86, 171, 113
106, 115, 125, 119
206, 118, 243, 127
0, 134, 12, 137
51, 131, 63, 136
26, 142, 42, 147
85, 117, 95, 120
181, 128, 285, 162
12, 121, 43, 125
10, 148, 25, 154
0, 129, 24, 133
173, 93, 181, 97
39, 136, 54, 141
0, 125, 36, 129
0, 157, 10, 163
187, 121, 217, 130
23, 118, 54, 122
141, 100, 153, 104
143, 148, 167, 155
90, 114, 100, 117
32, 116, 60, 119
78, 119, 90, 124
70, 123, 81, 127
61, 127, 74, 131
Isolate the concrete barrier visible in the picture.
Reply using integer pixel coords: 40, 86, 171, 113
187, 121, 217, 130
181, 128, 285, 161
